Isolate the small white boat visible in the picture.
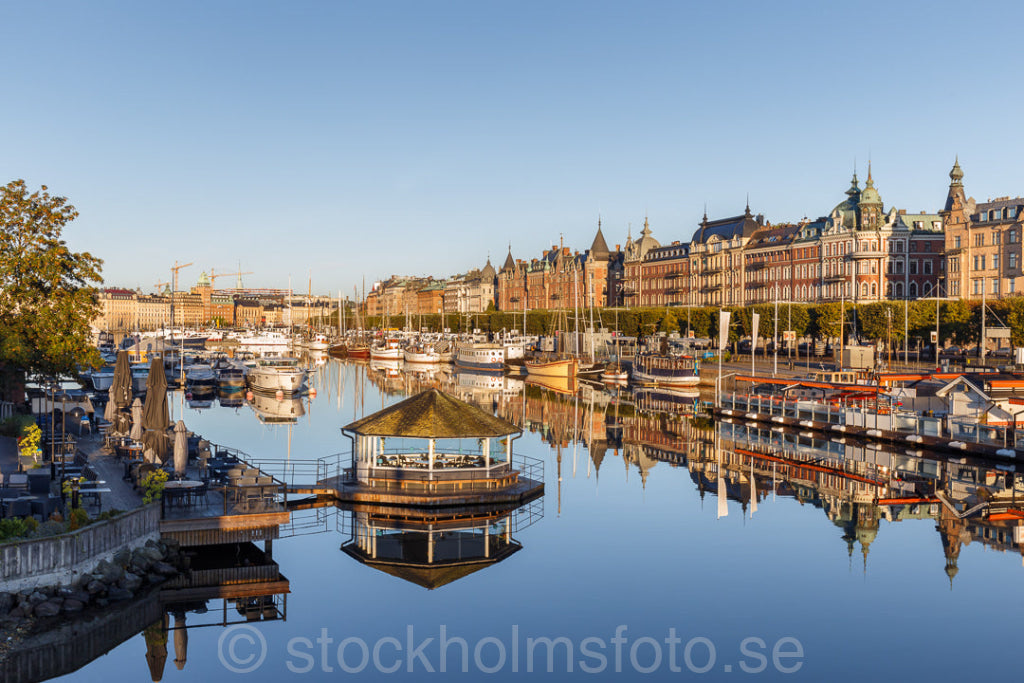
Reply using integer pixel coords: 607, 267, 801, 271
307, 332, 330, 351
404, 344, 441, 365
370, 338, 402, 361
247, 357, 307, 394
525, 356, 578, 379
89, 366, 115, 391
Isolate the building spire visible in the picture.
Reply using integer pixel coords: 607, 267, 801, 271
744, 193, 751, 216
949, 155, 964, 186
865, 160, 875, 189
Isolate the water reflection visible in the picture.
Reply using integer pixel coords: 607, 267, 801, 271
339, 499, 542, 590
10, 359, 1024, 682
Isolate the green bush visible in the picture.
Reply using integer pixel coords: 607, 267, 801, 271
0, 414, 35, 438
141, 469, 169, 504
68, 507, 91, 531
0, 518, 29, 541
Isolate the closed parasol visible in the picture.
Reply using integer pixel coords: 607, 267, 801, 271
129, 398, 143, 441
141, 356, 170, 463
173, 420, 188, 478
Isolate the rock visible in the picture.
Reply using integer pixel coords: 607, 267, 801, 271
8, 605, 26, 619
69, 590, 91, 604
34, 600, 62, 618
85, 580, 106, 595
163, 537, 180, 551
146, 573, 165, 585
152, 561, 178, 577
28, 591, 48, 606
62, 598, 85, 613
0, 592, 13, 616
107, 587, 132, 602
120, 572, 143, 592
93, 560, 124, 584
140, 546, 164, 564
113, 548, 131, 567
95, 598, 108, 608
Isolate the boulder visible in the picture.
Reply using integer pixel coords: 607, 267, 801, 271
62, 598, 86, 613
28, 591, 48, 606
85, 580, 106, 595
34, 600, 62, 618
93, 559, 124, 584
146, 573, 165, 585
120, 572, 143, 592
152, 561, 178, 577
113, 548, 132, 567
107, 587, 133, 602
0, 592, 13, 616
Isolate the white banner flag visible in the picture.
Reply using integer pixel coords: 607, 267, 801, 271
718, 311, 731, 351
751, 313, 760, 354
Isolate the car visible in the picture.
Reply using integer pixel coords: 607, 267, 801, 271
989, 347, 1012, 358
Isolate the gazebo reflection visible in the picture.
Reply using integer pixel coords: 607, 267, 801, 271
340, 499, 542, 590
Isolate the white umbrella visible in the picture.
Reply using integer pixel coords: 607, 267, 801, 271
104, 384, 117, 423
173, 421, 188, 478
143, 447, 158, 465
130, 398, 144, 441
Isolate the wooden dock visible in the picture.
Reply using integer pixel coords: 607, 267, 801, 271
713, 406, 1023, 463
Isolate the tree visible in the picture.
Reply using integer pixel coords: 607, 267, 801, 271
0, 180, 103, 385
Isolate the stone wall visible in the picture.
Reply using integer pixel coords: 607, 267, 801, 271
0, 504, 160, 592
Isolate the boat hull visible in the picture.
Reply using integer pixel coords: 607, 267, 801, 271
525, 357, 578, 378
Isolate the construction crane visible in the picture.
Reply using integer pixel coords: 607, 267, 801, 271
154, 280, 171, 293
170, 261, 193, 292
209, 268, 254, 289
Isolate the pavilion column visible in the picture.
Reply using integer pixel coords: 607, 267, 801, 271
428, 529, 435, 564
483, 438, 490, 470
505, 514, 511, 543
428, 438, 435, 480
484, 525, 490, 558
506, 435, 512, 470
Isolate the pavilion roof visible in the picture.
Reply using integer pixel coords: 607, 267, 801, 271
342, 388, 520, 438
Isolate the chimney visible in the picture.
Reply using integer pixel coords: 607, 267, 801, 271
898, 209, 907, 215
615, 244, 620, 251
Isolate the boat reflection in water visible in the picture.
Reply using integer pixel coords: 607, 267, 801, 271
340, 499, 542, 590
248, 390, 306, 424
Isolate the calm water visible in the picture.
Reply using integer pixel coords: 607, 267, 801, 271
42, 359, 1024, 681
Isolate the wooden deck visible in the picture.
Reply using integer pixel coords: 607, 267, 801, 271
713, 406, 1022, 462
315, 475, 544, 507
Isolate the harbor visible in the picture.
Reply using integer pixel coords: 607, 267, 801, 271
4, 350, 1024, 681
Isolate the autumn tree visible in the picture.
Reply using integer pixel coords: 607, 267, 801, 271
0, 180, 103, 386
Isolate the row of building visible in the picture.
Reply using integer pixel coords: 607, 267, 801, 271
372, 160, 1023, 315
94, 161, 1024, 331
94, 272, 336, 331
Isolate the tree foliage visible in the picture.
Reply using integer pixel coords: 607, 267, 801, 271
0, 180, 103, 381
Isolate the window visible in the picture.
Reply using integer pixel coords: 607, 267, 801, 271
955, 236, 961, 249
995, 232, 1002, 245
1011, 253, 1018, 270
1011, 280, 1017, 294
910, 260, 918, 274
976, 234, 985, 247
1009, 207, 1018, 219
993, 254, 1000, 271
1011, 230, 1018, 244
924, 261, 932, 275
992, 279, 999, 295
973, 279, 982, 295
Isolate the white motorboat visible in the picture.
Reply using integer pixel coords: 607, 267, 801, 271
247, 357, 307, 394
237, 329, 292, 356
370, 338, 402, 361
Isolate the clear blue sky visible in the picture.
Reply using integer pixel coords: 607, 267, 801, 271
3, 1, 1022, 296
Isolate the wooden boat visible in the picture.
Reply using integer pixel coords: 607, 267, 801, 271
404, 344, 441, 365
370, 338, 402, 361
455, 343, 506, 372
525, 355, 577, 379
631, 353, 699, 388
600, 361, 628, 383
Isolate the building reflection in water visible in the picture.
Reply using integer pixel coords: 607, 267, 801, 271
339, 499, 543, 590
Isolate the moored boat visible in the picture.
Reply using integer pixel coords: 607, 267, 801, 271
370, 338, 402, 361
247, 356, 307, 394
631, 352, 700, 388
454, 343, 506, 373
525, 355, 578, 379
